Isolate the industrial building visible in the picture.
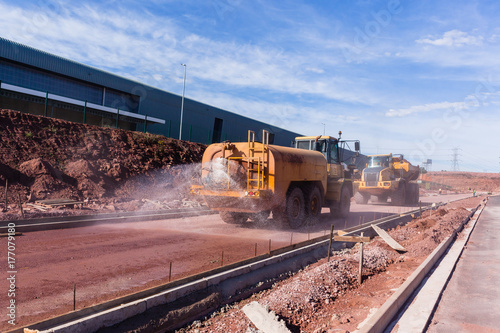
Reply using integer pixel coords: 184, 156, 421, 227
0, 37, 299, 145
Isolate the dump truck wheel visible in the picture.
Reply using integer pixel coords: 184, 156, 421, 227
331, 186, 351, 218
249, 211, 270, 224
391, 182, 407, 206
286, 187, 306, 229
377, 195, 388, 203
354, 191, 369, 204
407, 183, 419, 204
306, 186, 322, 224
219, 211, 249, 224
406, 184, 415, 205
413, 184, 420, 203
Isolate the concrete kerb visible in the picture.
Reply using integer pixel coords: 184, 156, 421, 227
393, 198, 487, 332
0, 208, 217, 233
355, 199, 486, 333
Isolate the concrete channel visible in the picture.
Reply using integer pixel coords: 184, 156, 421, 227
0, 207, 217, 233
8, 203, 446, 333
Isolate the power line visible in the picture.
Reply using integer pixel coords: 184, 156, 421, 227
450, 147, 462, 172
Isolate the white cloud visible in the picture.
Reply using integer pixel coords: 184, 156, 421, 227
416, 30, 483, 47
0, 1, 385, 107
386, 101, 466, 117
305, 67, 325, 74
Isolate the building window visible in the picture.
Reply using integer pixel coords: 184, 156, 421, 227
212, 118, 223, 143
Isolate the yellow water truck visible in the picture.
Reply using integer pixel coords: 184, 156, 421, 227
353, 153, 420, 205
191, 130, 360, 228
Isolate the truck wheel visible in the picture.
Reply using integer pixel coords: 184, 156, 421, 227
354, 191, 369, 204
286, 187, 306, 229
406, 184, 414, 205
219, 211, 249, 224
407, 183, 419, 205
249, 211, 270, 224
377, 195, 388, 203
331, 186, 351, 218
306, 186, 322, 224
391, 182, 406, 206
413, 184, 420, 204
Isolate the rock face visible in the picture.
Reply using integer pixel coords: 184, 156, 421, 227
0, 109, 206, 201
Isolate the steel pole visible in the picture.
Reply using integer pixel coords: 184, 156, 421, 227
179, 64, 187, 140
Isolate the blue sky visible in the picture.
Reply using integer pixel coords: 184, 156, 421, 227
1, 0, 500, 172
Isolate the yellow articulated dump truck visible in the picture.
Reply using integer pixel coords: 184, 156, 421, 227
191, 130, 360, 228
353, 154, 420, 206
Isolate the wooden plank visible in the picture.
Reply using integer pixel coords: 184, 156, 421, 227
26, 203, 48, 211
36, 199, 80, 204
0, 232, 23, 237
371, 224, 407, 252
35, 199, 84, 208
43, 202, 84, 207
337, 230, 347, 236
334, 235, 371, 243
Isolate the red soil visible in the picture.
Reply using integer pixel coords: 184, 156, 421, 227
0, 109, 206, 218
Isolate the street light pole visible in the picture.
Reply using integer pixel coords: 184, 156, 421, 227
179, 63, 187, 140
322, 122, 325, 136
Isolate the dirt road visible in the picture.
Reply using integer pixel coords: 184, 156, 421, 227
0, 193, 472, 331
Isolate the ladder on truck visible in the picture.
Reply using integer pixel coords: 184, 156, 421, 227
246, 130, 269, 190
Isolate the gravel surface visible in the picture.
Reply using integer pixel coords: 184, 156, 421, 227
178, 195, 485, 333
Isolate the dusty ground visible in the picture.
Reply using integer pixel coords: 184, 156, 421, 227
0, 195, 483, 333
0, 219, 291, 332
178, 196, 485, 333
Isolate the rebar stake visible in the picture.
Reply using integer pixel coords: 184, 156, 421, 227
358, 232, 364, 285
169, 262, 172, 282
3, 179, 7, 212
73, 284, 76, 311
17, 193, 24, 218
327, 224, 334, 262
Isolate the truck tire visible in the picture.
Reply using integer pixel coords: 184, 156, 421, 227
249, 211, 270, 224
219, 211, 249, 224
407, 183, 419, 205
306, 186, 323, 224
331, 186, 351, 218
354, 191, 369, 204
405, 183, 414, 205
391, 182, 406, 206
377, 194, 388, 203
286, 187, 306, 229
413, 183, 420, 204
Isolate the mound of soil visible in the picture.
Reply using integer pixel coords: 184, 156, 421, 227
0, 109, 206, 217
422, 171, 500, 193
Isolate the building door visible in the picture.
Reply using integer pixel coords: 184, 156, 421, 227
212, 118, 223, 143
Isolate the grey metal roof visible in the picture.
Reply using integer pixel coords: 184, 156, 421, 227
0, 37, 148, 92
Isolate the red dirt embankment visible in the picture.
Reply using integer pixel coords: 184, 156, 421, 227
0, 109, 206, 216
422, 171, 500, 193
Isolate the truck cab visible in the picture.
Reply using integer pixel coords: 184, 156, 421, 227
293, 134, 360, 217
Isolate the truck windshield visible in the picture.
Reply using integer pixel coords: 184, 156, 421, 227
368, 156, 390, 168
296, 140, 311, 150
